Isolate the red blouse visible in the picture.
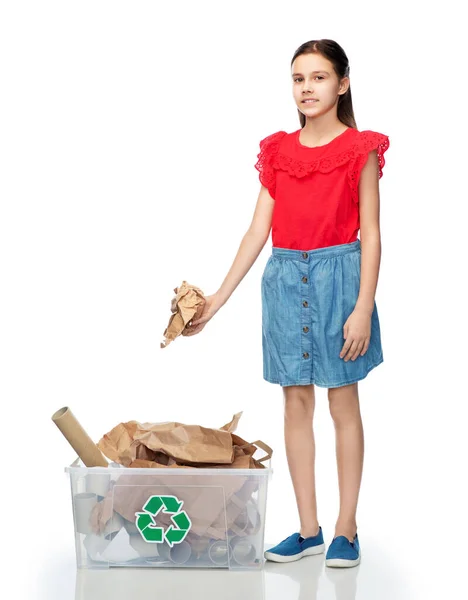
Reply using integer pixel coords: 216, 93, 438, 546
254, 127, 390, 250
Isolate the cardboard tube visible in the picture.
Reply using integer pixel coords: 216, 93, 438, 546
208, 540, 231, 566
156, 542, 172, 561
229, 535, 256, 565
186, 534, 210, 558
51, 406, 108, 467
74, 492, 98, 534
169, 540, 192, 564
86, 473, 111, 497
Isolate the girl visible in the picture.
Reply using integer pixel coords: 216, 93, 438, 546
186, 39, 389, 569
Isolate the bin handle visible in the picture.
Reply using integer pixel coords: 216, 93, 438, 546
236, 439, 273, 463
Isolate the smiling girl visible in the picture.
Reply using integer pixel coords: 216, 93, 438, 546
187, 38, 390, 568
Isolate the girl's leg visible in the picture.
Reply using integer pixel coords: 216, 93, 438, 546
283, 384, 320, 538
327, 382, 363, 542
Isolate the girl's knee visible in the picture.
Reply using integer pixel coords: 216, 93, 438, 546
283, 385, 315, 420
327, 383, 360, 423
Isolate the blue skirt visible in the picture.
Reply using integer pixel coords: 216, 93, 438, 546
261, 240, 383, 388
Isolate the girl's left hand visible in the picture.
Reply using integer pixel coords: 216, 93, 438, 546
340, 307, 372, 361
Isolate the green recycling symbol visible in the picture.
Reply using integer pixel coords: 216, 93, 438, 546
135, 495, 192, 547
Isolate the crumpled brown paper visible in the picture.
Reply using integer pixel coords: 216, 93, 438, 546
96, 411, 271, 470
90, 412, 273, 541
161, 280, 206, 348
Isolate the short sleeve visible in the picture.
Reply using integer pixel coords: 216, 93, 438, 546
349, 130, 390, 203
254, 130, 287, 199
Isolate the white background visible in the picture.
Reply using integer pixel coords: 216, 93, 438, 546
1, 1, 467, 598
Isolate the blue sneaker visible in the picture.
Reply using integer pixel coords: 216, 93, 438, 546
264, 527, 325, 563
325, 533, 361, 568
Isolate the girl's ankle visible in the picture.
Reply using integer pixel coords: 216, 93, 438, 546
300, 524, 320, 538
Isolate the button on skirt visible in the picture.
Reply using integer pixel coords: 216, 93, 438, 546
261, 240, 383, 388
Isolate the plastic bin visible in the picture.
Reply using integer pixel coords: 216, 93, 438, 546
65, 457, 273, 570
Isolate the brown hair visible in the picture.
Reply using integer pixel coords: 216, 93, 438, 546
291, 39, 357, 129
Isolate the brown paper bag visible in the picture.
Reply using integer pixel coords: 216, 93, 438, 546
97, 412, 250, 467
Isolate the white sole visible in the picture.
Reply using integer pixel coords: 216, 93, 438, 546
264, 543, 325, 563
325, 553, 361, 568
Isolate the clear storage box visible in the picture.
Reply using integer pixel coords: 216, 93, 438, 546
65, 457, 273, 570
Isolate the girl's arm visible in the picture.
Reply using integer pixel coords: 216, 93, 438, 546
187, 185, 274, 333
354, 149, 382, 315
215, 184, 274, 307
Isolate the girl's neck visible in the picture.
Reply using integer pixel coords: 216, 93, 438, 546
301, 118, 347, 143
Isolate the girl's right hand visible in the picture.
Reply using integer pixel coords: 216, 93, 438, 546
183, 293, 223, 336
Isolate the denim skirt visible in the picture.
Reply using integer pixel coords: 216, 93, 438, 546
261, 239, 383, 388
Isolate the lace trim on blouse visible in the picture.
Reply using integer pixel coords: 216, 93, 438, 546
255, 130, 389, 203
254, 131, 287, 199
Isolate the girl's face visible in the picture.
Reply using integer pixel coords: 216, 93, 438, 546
291, 53, 349, 118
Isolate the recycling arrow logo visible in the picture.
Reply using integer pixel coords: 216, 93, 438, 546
135, 495, 192, 547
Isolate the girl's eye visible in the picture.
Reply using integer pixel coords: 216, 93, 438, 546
294, 76, 324, 82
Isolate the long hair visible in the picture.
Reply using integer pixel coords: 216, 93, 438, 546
291, 39, 357, 129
